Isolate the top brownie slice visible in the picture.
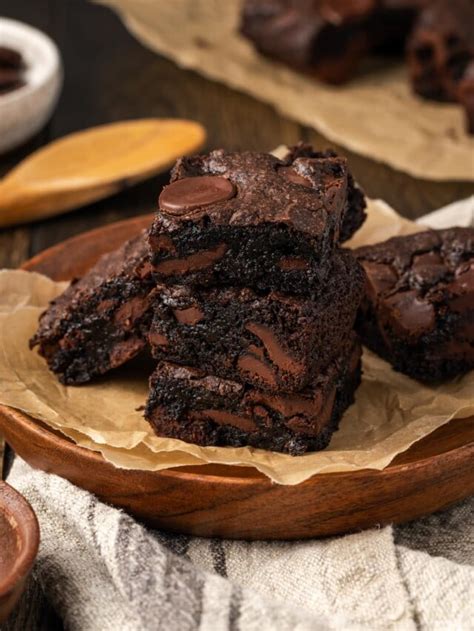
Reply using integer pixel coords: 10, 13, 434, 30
30, 231, 157, 385
149, 146, 366, 293
355, 227, 474, 381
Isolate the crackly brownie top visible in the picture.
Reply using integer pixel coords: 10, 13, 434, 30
155, 148, 350, 238
355, 228, 474, 335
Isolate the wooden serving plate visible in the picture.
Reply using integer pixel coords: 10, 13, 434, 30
0, 482, 40, 624
1, 215, 473, 540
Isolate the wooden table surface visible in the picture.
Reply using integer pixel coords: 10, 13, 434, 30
1, 0, 474, 274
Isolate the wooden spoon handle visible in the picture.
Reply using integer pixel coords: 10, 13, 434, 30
0, 178, 130, 228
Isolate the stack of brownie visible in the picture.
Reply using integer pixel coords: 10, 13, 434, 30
31, 144, 367, 455
144, 145, 366, 455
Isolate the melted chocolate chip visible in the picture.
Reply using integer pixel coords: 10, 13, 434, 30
278, 166, 312, 188
159, 176, 236, 215
383, 290, 436, 336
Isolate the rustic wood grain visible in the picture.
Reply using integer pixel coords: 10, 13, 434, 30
1, 216, 472, 540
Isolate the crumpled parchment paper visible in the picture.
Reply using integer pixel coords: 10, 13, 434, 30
0, 198, 473, 484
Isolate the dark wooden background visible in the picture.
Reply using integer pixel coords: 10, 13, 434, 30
1, 0, 473, 274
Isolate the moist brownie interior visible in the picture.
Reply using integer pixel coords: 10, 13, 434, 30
148, 248, 364, 393
145, 335, 362, 455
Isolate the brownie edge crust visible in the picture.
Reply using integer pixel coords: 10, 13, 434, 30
145, 336, 362, 455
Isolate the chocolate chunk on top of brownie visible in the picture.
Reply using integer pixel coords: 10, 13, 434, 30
355, 228, 474, 382
30, 231, 157, 385
407, 0, 474, 103
149, 146, 366, 293
148, 248, 365, 393
145, 334, 362, 455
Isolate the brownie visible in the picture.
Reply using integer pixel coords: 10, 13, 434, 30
145, 335, 362, 455
148, 146, 366, 293
355, 228, 474, 382
407, 0, 474, 103
0, 46, 25, 95
148, 248, 364, 393
30, 231, 157, 385
240, 0, 423, 84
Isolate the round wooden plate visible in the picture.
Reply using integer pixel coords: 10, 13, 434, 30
1, 215, 473, 540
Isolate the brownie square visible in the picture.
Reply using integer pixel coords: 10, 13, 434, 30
145, 335, 362, 455
240, 0, 422, 84
148, 146, 366, 294
30, 231, 157, 385
355, 228, 474, 382
148, 249, 364, 393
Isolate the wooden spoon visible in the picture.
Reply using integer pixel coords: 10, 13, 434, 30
0, 118, 206, 228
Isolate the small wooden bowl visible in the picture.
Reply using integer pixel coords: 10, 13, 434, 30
0, 482, 40, 624
0, 214, 472, 540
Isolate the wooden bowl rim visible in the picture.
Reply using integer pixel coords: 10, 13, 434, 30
0, 481, 40, 598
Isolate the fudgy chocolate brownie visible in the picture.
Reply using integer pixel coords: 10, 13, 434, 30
355, 228, 474, 382
0, 46, 25, 95
145, 335, 362, 455
149, 249, 364, 393
149, 146, 366, 293
30, 231, 157, 385
240, 0, 423, 84
407, 0, 474, 103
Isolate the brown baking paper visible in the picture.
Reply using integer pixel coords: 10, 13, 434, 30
96, 0, 474, 182
1, 199, 473, 485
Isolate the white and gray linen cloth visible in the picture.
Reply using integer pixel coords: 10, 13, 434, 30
3, 199, 474, 631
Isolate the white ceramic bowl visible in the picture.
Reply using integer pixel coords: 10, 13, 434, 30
0, 17, 62, 154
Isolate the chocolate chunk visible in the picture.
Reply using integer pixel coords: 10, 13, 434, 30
362, 260, 398, 300
278, 166, 312, 187
159, 176, 236, 215
382, 290, 435, 336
